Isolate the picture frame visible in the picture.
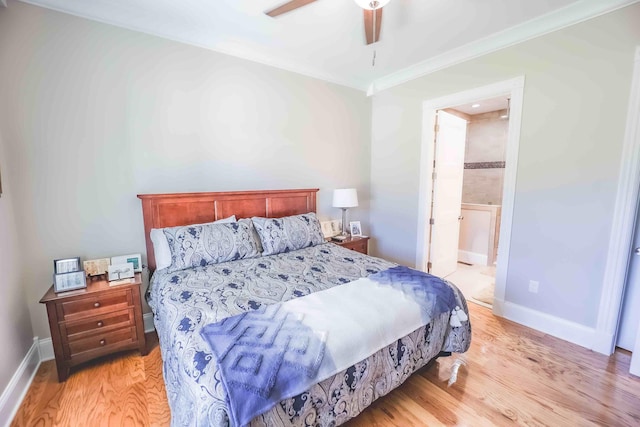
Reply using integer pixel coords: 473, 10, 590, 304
83, 258, 110, 277
320, 221, 333, 238
54, 257, 81, 274
111, 254, 142, 273
108, 263, 135, 281
53, 270, 87, 293
329, 219, 342, 236
349, 221, 363, 237
321, 220, 343, 238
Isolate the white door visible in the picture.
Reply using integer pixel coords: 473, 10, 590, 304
428, 110, 467, 278
617, 205, 640, 363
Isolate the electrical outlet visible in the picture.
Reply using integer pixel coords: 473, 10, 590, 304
529, 280, 539, 294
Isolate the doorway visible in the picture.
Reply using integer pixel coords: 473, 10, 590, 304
415, 77, 525, 316
426, 100, 509, 308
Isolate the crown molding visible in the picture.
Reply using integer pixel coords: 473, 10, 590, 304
16, 0, 639, 96
368, 0, 640, 95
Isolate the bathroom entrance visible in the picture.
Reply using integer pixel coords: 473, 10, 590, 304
425, 95, 512, 308
446, 98, 509, 308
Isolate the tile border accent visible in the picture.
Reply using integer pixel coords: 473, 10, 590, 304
464, 161, 505, 169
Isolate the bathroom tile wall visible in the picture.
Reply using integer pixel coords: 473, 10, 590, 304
462, 109, 508, 204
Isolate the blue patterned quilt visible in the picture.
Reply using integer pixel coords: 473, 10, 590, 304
148, 243, 471, 426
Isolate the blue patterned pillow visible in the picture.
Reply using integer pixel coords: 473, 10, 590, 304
251, 213, 325, 256
163, 219, 261, 273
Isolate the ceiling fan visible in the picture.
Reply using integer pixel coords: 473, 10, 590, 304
265, 0, 391, 45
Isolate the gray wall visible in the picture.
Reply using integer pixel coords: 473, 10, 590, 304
0, 129, 33, 395
0, 2, 372, 340
370, 3, 640, 328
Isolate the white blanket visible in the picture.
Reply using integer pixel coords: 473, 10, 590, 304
201, 266, 467, 426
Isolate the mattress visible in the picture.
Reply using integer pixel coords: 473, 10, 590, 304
148, 242, 471, 426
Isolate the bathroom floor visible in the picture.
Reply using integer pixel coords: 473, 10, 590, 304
445, 263, 496, 308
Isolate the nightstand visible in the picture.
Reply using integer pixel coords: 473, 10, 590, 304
331, 236, 370, 255
39, 273, 147, 382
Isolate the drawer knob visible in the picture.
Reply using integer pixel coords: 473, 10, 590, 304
93, 302, 100, 308
97, 321, 104, 327
100, 339, 106, 346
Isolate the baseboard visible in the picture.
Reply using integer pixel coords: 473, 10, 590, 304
38, 337, 55, 362
0, 338, 41, 427
591, 331, 616, 355
458, 250, 488, 266
493, 299, 597, 350
144, 312, 155, 333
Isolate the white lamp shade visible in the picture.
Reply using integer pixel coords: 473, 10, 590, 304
333, 188, 359, 208
353, 0, 391, 10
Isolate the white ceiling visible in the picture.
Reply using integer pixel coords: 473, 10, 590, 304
452, 96, 509, 116
17, 0, 638, 92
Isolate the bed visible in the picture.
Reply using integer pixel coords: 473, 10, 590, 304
138, 189, 471, 426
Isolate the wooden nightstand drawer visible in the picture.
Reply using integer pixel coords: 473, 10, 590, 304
63, 308, 134, 342
60, 289, 132, 321
346, 240, 368, 254
67, 326, 136, 358
332, 236, 370, 255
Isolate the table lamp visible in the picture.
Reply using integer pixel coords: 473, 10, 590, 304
332, 188, 359, 235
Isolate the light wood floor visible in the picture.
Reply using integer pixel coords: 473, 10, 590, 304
12, 304, 640, 426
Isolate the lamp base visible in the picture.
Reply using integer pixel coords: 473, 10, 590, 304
341, 208, 349, 236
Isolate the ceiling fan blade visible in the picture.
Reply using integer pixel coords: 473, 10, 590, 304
266, 0, 317, 17
363, 8, 383, 45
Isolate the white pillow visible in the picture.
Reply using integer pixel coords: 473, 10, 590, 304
213, 215, 237, 224
151, 215, 237, 270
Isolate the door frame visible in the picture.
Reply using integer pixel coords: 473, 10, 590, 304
415, 76, 525, 314
594, 45, 640, 357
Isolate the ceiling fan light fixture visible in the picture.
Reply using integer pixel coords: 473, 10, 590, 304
354, 0, 391, 10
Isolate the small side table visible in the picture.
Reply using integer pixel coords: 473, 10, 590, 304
40, 273, 147, 382
331, 236, 370, 255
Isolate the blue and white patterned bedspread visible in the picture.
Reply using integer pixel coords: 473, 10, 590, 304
148, 243, 471, 426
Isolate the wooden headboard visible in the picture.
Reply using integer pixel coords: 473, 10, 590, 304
137, 188, 319, 272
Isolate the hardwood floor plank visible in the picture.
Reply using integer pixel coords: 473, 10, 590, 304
144, 334, 171, 426
401, 371, 495, 427
10, 360, 59, 427
11, 305, 640, 426
346, 389, 444, 426
464, 310, 640, 425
